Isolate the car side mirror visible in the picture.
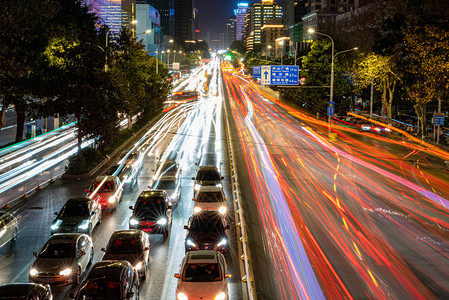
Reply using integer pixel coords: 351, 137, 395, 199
144, 247, 149, 251
33, 251, 38, 257
192, 198, 195, 201
125, 292, 135, 298
101, 247, 106, 252
225, 273, 232, 278
68, 292, 75, 298
54, 212, 58, 216
221, 176, 224, 179
129, 206, 134, 210
174, 273, 180, 278
225, 225, 230, 229
191, 177, 195, 180
183, 225, 188, 230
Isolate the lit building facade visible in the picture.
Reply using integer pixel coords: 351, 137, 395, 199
234, 3, 249, 41
250, 0, 283, 52
226, 15, 236, 48
136, 3, 163, 53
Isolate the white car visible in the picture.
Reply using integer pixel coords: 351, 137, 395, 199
175, 250, 231, 300
193, 186, 227, 215
29, 233, 94, 286
0, 211, 18, 248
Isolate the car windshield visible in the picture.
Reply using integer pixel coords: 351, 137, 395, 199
197, 171, 220, 181
153, 180, 175, 190
196, 192, 224, 203
134, 197, 166, 218
59, 203, 90, 217
39, 242, 76, 258
182, 263, 222, 282
77, 281, 122, 299
190, 216, 225, 232
92, 181, 114, 192
107, 238, 142, 254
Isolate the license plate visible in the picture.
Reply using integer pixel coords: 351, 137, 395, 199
43, 278, 55, 283
143, 228, 152, 232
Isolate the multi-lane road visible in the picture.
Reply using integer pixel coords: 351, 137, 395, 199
2, 55, 449, 300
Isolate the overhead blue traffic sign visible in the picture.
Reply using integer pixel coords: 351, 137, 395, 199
327, 101, 335, 116
253, 66, 261, 78
260, 65, 299, 85
434, 113, 445, 125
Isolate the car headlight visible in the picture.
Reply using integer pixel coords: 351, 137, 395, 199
217, 238, 227, 247
194, 183, 201, 191
134, 261, 143, 270
108, 196, 116, 203
218, 206, 227, 215
215, 292, 226, 300
215, 183, 223, 189
157, 218, 167, 226
186, 239, 197, 247
51, 220, 62, 231
29, 268, 38, 276
193, 206, 201, 213
78, 220, 89, 230
130, 218, 139, 226
59, 268, 72, 276
177, 292, 188, 300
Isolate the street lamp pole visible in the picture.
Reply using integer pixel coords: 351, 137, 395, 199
156, 39, 174, 73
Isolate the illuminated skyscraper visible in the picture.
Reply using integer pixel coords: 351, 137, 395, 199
234, 3, 249, 41
250, 0, 282, 52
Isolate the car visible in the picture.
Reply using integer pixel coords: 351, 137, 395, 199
101, 230, 150, 279
184, 211, 230, 255
174, 250, 231, 300
153, 158, 180, 180
192, 165, 224, 193
0, 210, 18, 248
50, 198, 101, 235
359, 123, 373, 131
0, 283, 53, 300
86, 175, 123, 210
152, 175, 181, 206
29, 233, 94, 286
129, 191, 172, 239
70, 260, 139, 300
372, 124, 392, 134
193, 186, 227, 215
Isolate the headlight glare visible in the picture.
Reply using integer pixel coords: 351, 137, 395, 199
157, 218, 167, 226
194, 183, 201, 191
78, 220, 89, 230
30, 268, 38, 276
130, 218, 139, 225
177, 293, 188, 300
108, 196, 116, 203
218, 206, 227, 215
134, 261, 143, 270
186, 239, 196, 247
215, 183, 223, 189
215, 292, 226, 300
217, 238, 227, 247
51, 220, 62, 231
193, 206, 201, 213
59, 268, 72, 276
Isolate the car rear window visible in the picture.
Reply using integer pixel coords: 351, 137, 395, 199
182, 263, 222, 282
78, 281, 122, 299
107, 238, 142, 254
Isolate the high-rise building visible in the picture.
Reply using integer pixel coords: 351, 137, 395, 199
136, 3, 163, 53
261, 21, 283, 57
174, 0, 193, 43
226, 15, 236, 48
244, 8, 253, 51
234, 3, 249, 41
146, 0, 175, 37
219, 33, 225, 50
250, 0, 283, 52
302, 0, 360, 35
192, 0, 200, 40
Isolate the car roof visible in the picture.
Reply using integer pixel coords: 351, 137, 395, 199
197, 165, 219, 172
110, 230, 143, 240
0, 283, 43, 296
88, 261, 130, 281
197, 186, 222, 192
186, 250, 219, 264
66, 198, 91, 204
48, 233, 83, 243
95, 175, 117, 181
138, 190, 167, 198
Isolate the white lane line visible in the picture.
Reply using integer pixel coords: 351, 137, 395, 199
11, 258, 34, 283
159, 229, 181, 300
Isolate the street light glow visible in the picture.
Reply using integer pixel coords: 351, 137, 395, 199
131, 20, 138, 25
308, 28, 315, 34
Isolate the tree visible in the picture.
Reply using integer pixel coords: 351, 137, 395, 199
230, 40, 246, 55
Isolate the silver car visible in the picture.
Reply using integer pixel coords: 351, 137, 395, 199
0, 211, 18, 248
29, 233, 94, 286
152, 175, 181, 206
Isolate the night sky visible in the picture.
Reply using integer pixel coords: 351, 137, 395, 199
196, 0, 238, 40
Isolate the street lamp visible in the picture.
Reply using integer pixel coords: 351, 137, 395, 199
267, 45, 272, 59
308, 28, 358, 133
167, 49, 171, 67
156, 39, 174, 73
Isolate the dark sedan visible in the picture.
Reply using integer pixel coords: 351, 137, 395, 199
0, 283, 52, 300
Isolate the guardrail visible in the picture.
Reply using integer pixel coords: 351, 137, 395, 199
223, 79, 256, 299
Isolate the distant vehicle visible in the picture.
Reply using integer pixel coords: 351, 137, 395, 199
101, 230, 150, 279
151, 175, 181, 206
192, 165, 224, 192
0, 283, 52, 300
0, 211, 18, 248
86, 175, 123, 210
129, 191, 172, 239
371, 124, 392, 134
50, 198, 101, 236
184, 211, 230, 255
193, 186, 227, 215
174, 250, 231, 300
359, 123, 373, 132
70, 260, 139, 300
29, 233, 94, 286
172, 91, 199, 101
